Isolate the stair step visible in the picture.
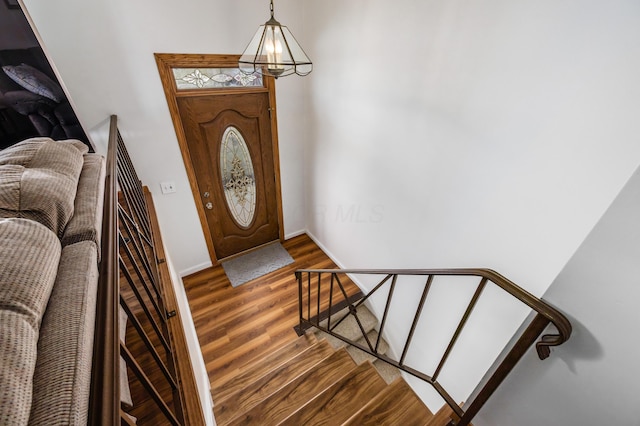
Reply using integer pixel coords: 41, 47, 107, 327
427, 403, 469, 426
346, 330, 390, 364
343, 378, 434, 426
214, 339, 334, 425
213, 333, 317, 402
226, 348, 357, 426
372, 359, 401, 384
318, 305, 378, 342
277, 361, 387, 426
316, 309, 401, 384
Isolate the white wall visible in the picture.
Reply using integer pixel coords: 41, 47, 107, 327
303, 0, 640, 410
20, 1, 309, 424
476, 166, 640, 426
18, 0, 640, 418
21, 0, 309, 276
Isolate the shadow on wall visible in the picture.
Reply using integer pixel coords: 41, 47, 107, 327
0, 3, 90, 150
551, 312, 603, 374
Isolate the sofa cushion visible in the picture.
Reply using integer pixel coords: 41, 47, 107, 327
29, 240, 98, 426
0, 312, 41, 426
0, 218, 61, 425
0, 164, 22, 210
61, 154, 106, 254
0, 138, 88, 237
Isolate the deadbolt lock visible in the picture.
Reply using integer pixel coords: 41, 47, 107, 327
203, 192, 210, 198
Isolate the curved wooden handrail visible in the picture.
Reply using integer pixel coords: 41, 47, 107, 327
296, 267, 572, 359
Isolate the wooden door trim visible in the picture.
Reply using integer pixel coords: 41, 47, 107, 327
155, 53, 284, 264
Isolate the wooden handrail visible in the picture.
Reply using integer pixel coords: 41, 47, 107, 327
295, 267, 572, 426
296, 268, 571, 358
89, 115, 119, 426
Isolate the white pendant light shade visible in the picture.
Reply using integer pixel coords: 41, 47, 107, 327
239, 1, 312, 78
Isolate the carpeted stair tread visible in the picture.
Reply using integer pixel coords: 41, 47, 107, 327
346, 330, 390, 365
214, 339, 335, 425
227, 348, 357, 426
343, 378, 434, 426
276, 361, 387, 426
372, 359, 402, 384
314, 310, 400, 383
213, 333, 317, 402
318, 305, 378, 342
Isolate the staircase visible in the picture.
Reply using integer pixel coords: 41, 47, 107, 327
211, 302, 467, 426
212, 332, 459, 426
311, 304, 402, 385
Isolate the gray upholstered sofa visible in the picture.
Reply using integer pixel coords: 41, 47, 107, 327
0, 137, 105, 425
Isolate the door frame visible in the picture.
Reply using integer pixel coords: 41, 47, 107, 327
155, 53, 284, 264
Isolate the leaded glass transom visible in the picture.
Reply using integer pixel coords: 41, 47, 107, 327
172, 68, 262, 90
220, 127, 256, 228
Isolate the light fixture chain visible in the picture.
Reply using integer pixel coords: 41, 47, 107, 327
270, 0, 274, 18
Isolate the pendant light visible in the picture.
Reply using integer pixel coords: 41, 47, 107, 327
239, 0, 312, 78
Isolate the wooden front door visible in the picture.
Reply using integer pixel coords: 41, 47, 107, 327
177, 92, 279, 259
155, 54, 283, 263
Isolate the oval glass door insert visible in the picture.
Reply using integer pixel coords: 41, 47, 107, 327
220, 126, 256, 228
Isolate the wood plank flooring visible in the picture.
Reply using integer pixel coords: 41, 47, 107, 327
227, 347, 358, 425
182, 234, 362, 400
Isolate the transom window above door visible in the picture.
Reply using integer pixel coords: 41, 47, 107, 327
172, 68, 263, 90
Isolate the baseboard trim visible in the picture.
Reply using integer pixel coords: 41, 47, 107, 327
179, 229, 307, 277
179, 261, 213, 278
284, 229, 306, 240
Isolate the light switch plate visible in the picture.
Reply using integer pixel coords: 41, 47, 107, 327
160, 181, 176, 194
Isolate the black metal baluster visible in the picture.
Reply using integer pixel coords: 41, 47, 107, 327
119, 233, 166, 328
327, 273, 335, 330
316, 272, 321, 327
119, 256, 171, 354
334, 274, 375, 351
296, 272, 303, 331
375, 274, 398, 353
120, 296, 177, 389
119, 206, 161, 302
400, 275, 433, 366
120, 344, 180, 426
432, 277, 487, 382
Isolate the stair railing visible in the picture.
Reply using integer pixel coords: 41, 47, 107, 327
295, 268, 571, 426
92, 115, 187, 425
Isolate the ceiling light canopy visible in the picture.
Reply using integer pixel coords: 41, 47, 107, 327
239, 0, 312, 79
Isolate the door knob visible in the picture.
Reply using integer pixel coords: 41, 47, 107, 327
205, 202, 213, 210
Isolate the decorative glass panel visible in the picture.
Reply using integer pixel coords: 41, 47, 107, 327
220, 127, 256, 228
172, 68, 263, 90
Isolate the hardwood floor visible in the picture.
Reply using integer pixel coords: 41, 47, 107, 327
182, 234, 361, 400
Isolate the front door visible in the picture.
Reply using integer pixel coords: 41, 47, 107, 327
155, 54, 283, 263
177, 92, 279, 259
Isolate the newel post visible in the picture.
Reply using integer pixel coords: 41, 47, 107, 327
454, 313, 550, 426
295, 271, 304, 336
